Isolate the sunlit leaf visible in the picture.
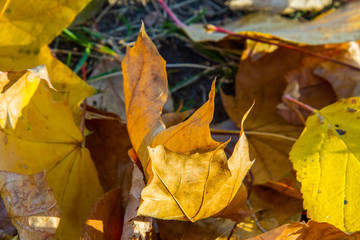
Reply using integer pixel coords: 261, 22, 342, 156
0, 66, 103, 239
290, 97, 360, 231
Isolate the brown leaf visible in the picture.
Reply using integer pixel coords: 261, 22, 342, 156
85, 106, 133, 191
88, 59, 126, 120
0, 171, 61, 240
121, 164, 153, 240
82, 187, 124, 240
0, 198, 17, 237
221, 46, 304, 184
248, 220, 359, 240
314, 41, 360, 99
122, 23, 168, 167
247, 185, 303, 233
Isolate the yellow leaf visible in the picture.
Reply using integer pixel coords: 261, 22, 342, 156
290, 97, 360, 232
0, 0, 95, 120
0, 66, 103, 239
123, 25, 253, 221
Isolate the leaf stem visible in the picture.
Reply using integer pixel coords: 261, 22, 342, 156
205, 24, 360, 72
157, 0, 186, 28
283, 94, 317, 113
80, 64, 87, 140
210, 129, 298, 142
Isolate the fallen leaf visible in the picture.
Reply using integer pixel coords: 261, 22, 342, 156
0, 198, 16, 237
123, 25, 253, 222
0, 171, 60, 240
290, 97, 360, 232
88, 59, 126, 120
88, 58, 175, 122
0, 0, 95, 120
229, 0, 331, 14
187, 2, 360, 45
314, 41, 360, 99
156, 217, 237, 239
221, 46, 304, 184
248, 220, 359, 240
121, 163, 153, 240
85, 106, 133, 191
278, 45, 338, 125
122, 24, 168, 166
82, 187, 124, 240
247, 185, 303, 233
0, 66, 103, 239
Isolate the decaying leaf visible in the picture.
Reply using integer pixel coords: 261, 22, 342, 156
0, 171, 60, 240
290, 97, 360, 232
0, 197, 17, 237
248, 220, 359, 240
82, 187, 124, 240
123, 24, 253, 222
0, 0, 95, 119
121, 163, 153, 240
0, 66, 103, 239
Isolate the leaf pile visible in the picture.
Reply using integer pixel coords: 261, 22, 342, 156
1, 0, 360, 239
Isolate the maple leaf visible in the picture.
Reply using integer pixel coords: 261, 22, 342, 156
221, 45, 304, 184
0, 66, 103, 239
0, 170, 61, 239
290, 97, 360, 232
0, 0, 95, 120
122, 24, 253, 221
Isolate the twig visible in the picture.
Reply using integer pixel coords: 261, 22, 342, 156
206, 25, 360, 72
247, 200, 267, 233
80, 65, 87, 140
283, 94, 317, 113
210, 129, 298, 142
227, 222, 238, 240
87, 63, 213, 83
157, 0, 186, 28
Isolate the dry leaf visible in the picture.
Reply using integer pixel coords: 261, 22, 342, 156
85, 106, 133, 191
314, 41, 360, 99
0, 171, 60, 240
123, 25, 253, 222
122, 24, 168, 166
229, 0, 331, 14
221, 46, 304, 184
248, 220, 359, 240
82, 187, 124, 240
0, 66, 103, 239
187, 2, 360, 45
